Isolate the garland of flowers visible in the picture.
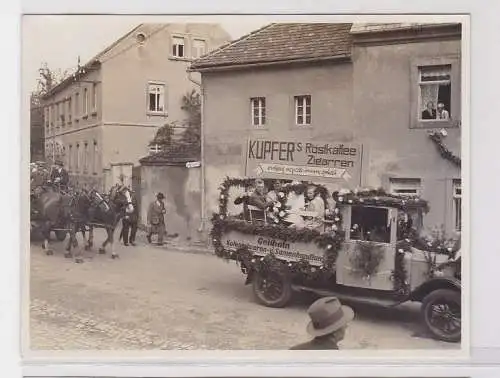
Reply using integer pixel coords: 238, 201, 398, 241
332, 188, 430, 213
349, 241, 385, 280
211, 177, 344, 278
428, 129, 461, 167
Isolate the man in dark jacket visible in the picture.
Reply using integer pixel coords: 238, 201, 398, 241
421, 101, 437, 120
147, 192, 166, 245
49, 160, 69, 189
290, 297, 354, 350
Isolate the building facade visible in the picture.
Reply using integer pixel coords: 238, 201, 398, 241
191, 23, 462, 238
42, 23, 231, 190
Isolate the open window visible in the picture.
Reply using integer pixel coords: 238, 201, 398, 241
350, 206, 391, 244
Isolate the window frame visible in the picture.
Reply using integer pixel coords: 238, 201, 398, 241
389, 178, 422, 196
68, 144, 72, 171
67, 97, 72, 124
294, 95, 312, 126
250, 97, 266, 127
171, 36, 186, 58
192, 38, 207, 59
410, 56, 461, 129
93, 140, 99, 175
147, 81, 167, 115
75, 92, 80, 121
92, 83, 98, 114
83, 87, 89, 118
75, 143, 80, 171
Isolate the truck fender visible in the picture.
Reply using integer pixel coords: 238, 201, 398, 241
409, 277, 461, 302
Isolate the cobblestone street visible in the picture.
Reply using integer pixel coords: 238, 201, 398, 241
30, 231, 459, 350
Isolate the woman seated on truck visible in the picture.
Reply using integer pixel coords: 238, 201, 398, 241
284, 181, 306, 228
303, 184, 325, 232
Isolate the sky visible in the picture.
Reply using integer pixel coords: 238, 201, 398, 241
21, 15, 269, 93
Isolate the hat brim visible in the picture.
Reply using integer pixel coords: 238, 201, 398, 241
306, 305, 354, 337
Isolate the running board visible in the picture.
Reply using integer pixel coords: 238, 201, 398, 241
291, 285, 404, 308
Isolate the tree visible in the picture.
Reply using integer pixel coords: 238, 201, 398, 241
149, 89, 202, 154
36, 62, 71, 96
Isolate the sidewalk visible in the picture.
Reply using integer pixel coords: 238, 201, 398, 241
134, 230, 212, 256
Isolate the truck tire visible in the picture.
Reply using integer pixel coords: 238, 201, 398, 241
421, 289, 461, 343
252, 270, 292, 308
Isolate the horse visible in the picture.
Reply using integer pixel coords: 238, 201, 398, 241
80, 185, 135, 259
31, 184, 83, 263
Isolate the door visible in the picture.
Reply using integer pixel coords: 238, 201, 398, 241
336, 206, 398, 291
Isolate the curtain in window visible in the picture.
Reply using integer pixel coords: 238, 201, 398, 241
420, 84, 439, 110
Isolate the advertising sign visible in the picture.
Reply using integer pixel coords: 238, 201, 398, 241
221, 230, 325, 266
244, 138, 363, 186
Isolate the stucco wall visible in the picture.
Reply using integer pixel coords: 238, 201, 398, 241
140, 165, 202, 242
202, 38, 462, 237
100, 24, 231, 169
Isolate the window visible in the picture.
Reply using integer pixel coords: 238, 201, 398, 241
419, 65, 452, 121
295, 95, 311, 125
453, 180, 462, 231
83, 88, 89, 116
93, 140, 98, 174
92, 83, 97, 112
83, 142, 89, 172
54, 104, 59, 129
75, 92, 80, 119
67, 97, 72, 123
68, 145, 72, 170
251, 97, 266, 126
389, 178, 422, 196
149, 143, 163, 154
192, 39, 206, 58
44, 107, 49, 129
59, 102, 65, 127
350, 206, 391, 244
148, 83, 165, 113
75, 144, 80, 171
172, 36, 185, 58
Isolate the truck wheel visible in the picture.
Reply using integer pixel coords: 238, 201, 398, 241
421, 289, 461, 343
55, 230, 67, 242
252, 270, 292, 308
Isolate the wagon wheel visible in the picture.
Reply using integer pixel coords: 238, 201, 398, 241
421, 289, 461, 343
252, 270, 292, 308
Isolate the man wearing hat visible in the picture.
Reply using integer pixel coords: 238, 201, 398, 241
49, 160, 69, 189
290, 297, 354, 350
147, 192, 166, 245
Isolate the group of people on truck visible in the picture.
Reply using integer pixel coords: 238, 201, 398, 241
234, 178, 329, 231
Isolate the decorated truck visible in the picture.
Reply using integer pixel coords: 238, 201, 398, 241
211, 177, 461, 343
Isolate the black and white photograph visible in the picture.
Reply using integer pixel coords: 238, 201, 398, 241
23, 15, 467, 353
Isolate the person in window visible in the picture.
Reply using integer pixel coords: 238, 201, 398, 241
421, 101, 436, 120
303, 184, 325, 231
285, 181, 306, 227
437, 102, 450, 120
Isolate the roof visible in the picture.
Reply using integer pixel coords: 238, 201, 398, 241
42, 24, 166, 99
139, 145, 201, 166
350, 22, 461, 34
190, 23, 353, 71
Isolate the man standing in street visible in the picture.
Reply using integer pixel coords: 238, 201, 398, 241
147, 192, 166, 245
290, 297, 354, 350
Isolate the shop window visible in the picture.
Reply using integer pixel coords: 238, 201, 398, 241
350, 206, 391, 244
251, 97, 266, 126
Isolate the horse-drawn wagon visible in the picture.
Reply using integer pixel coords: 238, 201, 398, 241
211, 177, 462, 342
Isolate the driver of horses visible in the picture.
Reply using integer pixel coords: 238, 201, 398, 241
49, 160, 69, 190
